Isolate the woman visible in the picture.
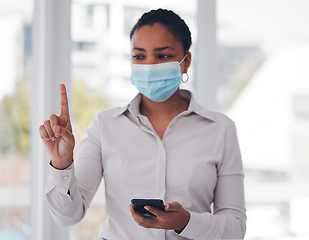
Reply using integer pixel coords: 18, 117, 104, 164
40, 9, 246, 240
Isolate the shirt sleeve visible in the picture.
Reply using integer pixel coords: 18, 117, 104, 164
45, 114, 103, 227
178, 120, 246, 239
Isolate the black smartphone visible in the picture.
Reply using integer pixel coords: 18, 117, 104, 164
131, 199, 165, 217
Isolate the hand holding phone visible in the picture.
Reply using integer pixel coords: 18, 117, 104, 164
131, 199, 165, 217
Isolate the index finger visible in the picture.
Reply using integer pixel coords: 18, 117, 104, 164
59, 83, 70, 118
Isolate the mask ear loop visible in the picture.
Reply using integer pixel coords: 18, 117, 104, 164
182, 73, 189, 83
179, 54, 187, 65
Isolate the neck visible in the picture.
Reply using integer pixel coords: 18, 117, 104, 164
140, 89, 189, 118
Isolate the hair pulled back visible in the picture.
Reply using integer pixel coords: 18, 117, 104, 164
130, 9, 192, 54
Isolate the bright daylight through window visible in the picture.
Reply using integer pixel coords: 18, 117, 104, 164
218, 0, 309, 239
0, 0, 32, 240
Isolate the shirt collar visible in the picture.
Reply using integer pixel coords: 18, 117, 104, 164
180, 90, 215, 122
113, 90, 216, 122
112, 93, 142, 117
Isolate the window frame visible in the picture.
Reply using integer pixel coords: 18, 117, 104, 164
31, 0, 72, 239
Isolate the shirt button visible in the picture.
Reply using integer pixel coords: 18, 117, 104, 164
63, 175, 69, 180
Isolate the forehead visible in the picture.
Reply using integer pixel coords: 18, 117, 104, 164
131, 23, 182, 50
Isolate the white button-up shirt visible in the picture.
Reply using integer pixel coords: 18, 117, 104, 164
45, 90, 246, 240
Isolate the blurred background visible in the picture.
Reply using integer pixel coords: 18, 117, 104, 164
0, 0, 308, 239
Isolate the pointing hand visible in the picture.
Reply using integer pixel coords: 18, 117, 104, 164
39, 83, 75, 169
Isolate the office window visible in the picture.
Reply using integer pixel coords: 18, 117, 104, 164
218, 0, 309, 238
72, 2, 110, 33
123, 6, 148, 37
0, 1, 33, 239
73, 41, 97, 52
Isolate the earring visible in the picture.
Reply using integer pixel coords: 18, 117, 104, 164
182, 73, 189, 83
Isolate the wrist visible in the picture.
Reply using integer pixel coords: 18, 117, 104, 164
175, 210, 190, 234
50, 158, 73, 170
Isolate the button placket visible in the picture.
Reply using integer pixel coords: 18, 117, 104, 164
154, 140, 167, 240
155, 139, 167, 200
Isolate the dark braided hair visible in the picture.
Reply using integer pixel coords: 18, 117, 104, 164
130, 9, 192, 55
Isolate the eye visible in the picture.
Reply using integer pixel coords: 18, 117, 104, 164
158, 54, 172, 60
132, 55, 144, 60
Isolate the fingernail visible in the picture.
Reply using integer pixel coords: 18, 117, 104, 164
144, 206, 150, 210
51, 137, 56, 141
45, 137, 50, 142
166, 203, 169, 209
54, 125, 60, 133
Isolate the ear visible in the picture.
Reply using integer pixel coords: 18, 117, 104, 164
183, 51, 191, 73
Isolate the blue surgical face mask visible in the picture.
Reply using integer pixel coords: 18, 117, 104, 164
130, 55, 186, 102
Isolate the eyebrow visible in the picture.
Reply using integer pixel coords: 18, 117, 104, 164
132, 46, 176, 52
154, 46, 176, 51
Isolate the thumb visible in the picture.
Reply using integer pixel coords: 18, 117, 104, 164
144, 205, 164, 217
53, 125, 74, 144
165, 202, 182, 212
